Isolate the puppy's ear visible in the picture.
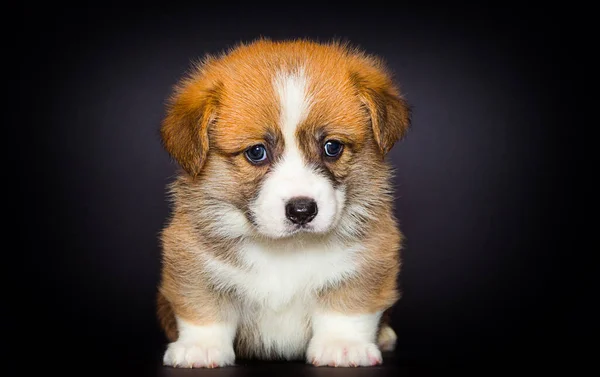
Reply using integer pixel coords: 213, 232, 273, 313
160, 68, 221, 177
351, 62, 411, 156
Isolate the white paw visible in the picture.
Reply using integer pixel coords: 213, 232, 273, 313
306, 338, 382, 367
163, 341, 235, 368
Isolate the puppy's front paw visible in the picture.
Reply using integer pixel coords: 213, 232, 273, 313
163, 341, 235, 368
306, 338, 382, 367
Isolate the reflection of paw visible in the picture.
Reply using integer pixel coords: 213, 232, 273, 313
306, 338, 382, 367
377, 324, 397, 351
163, 341, 235, 368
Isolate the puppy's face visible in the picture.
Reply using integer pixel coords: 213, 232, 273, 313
161, 40, 411, 240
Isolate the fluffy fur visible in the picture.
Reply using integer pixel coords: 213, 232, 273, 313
157, 38, 411, 368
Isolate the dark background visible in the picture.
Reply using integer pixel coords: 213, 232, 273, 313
15, 1, 578, 375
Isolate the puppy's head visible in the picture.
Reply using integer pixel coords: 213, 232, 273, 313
161, 39, 411, 240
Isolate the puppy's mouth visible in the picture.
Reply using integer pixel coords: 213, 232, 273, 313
262, 221, 329, 240
286, 223, 317, 235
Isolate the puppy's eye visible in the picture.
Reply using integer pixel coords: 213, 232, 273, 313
245, 144, 268, 164
324, 140, 344, 158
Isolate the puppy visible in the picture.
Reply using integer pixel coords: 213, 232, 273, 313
157, 38, 411, 368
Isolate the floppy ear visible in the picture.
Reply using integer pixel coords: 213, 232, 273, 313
351, 67, 411, 156
160, 71, 221, 177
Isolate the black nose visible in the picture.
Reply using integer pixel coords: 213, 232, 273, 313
285, 197, 318, 225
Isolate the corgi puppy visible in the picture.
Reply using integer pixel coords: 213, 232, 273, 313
157, 38, 411, 368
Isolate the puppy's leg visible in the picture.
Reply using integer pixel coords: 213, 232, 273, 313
159, 290, 238, 368
377, 324, 397, 352
377, 308, 397, 352
162, 315, 237, 368
159, 218, 239, 368
307, 254, 400, 367
307, 310, 384, 367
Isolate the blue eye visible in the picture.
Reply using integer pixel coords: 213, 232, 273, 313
245, 144, 268, 164
324, 140, 344, 158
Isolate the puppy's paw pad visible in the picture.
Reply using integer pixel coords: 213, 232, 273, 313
307, 339, 382, 367
163, 341, 235, 368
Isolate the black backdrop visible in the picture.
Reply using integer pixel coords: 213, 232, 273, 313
15, 1, 577, 373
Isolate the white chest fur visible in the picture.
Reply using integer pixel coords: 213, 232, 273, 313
202, 238, 361, 359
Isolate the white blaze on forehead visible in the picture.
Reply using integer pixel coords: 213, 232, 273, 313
248, 67, 343, 239
274, 67, 312, 149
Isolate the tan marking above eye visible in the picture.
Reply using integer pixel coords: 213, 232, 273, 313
322, 134, 355, 147
218, 139, 268, 154
299, 121, 367, 150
